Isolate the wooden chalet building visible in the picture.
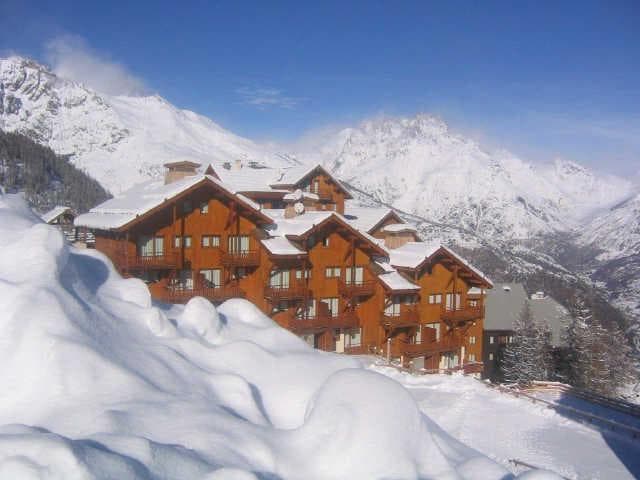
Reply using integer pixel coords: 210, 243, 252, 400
76, 160, 492, 372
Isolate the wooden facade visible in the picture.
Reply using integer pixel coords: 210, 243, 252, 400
81, 163, 491, 373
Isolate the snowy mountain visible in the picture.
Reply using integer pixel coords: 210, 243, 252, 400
2, 55, 638, 323
0, 56, 290, 195
290, 115, 632, 240
579, 191, 640, 320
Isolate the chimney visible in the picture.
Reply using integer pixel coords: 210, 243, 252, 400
163, 161, 201, 184
234, 159, 243, 170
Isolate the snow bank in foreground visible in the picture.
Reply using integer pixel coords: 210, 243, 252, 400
0, 194, 554, 479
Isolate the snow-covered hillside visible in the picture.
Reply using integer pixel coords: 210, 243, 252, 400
0, 56, 291, 195
290, 115, 632, 240
579, 191, 640, 320
0, 193, 547, 479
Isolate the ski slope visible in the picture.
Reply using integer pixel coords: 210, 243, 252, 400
372, 366, 640, 479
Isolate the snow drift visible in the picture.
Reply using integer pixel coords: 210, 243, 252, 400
0, 194, 549, 479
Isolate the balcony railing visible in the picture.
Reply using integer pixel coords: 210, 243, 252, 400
329, 310, 360, 329
221, 250, 260, 267
440, 305, 484, 325
158, 284, 246, 304
115, 251, 180, 270
338, 279, 376, 298
343, 344, 372, 355
380, 305, 420, 329
388, 331, 461, 359
264, 280, 311, 301
287, 314, 330, 333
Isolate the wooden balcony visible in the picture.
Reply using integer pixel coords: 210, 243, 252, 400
389, 330, 461, 359
329, 310, 360, 329
343, 344, 373, 355
380, 305, 420, 329
116, 251, 180, 270
159, 285, 246, 304
264, 280, 311, 301
440, 305, 484, 325
221, 250, 260, 268
287, 314, 330, 333
338, 279, 376, 298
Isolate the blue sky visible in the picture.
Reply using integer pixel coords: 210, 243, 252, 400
1, 0, 639, 175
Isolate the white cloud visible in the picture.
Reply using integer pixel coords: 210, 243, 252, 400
44, 35, 148, 96
236, 86, 304, 109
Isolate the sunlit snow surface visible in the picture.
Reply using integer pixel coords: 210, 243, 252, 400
0, 194, 566, 479
372, 366, 640, 480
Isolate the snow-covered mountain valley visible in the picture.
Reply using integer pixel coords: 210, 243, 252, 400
1, 54, 638, 329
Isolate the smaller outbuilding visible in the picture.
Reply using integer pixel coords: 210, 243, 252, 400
483, 282, 570, 381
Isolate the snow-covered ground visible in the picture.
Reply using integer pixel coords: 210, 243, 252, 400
371, 366, 640, 479
0, 193, 560, 479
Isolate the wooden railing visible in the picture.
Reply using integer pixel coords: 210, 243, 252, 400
338, 279, 376, 298
264, 280, 310, 301
220, 250, 260, 267
343, 344, 374, 355
159, 284, 246, 304
440, 305, 484, 324
389, 331, 461, 358
115, 251, 180, 270
287, 314, 331, 333
380, 305, 421, 329
330, 310, 360, 329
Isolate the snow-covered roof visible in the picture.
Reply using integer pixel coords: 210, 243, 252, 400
75, 174, 270, 230
261, 237, 306, 256
389, 242, 492, 287
264, 210, 335, 238
283, 191, 319, 202
381, 223, 417, 233
389, 242, 441, 269
378, 271, 420, 292
343, 206, 396, 233
485, 283, 569, 347
214, 167, 286, 193
41, 206, 74, 224
270, 164, 352, 198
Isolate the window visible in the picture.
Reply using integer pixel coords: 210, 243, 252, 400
345, 266, 364, 285
347, 328, 362, 347
138, 236, 164, 257
325, 266, 341, 278
468, 336, 476, 345
269, 270, 290, 288
509, 336, 514, 343
321, 297, 339, 317
175, 270, 193, 290
199, 201, 209, 214
295, 269, 311, 280
469, 299, 478, 307
201, 235, 220, 248
273, 300, 289, 313
228, 235, 249, 253
174, 235, 192, 248
489, 353, 494, 361
231, 267, 248, 280
183, 200, 192, 214
425, 322, 440, 341
428, 294, 442, 304
299, 299, 316, 318
489, 336, 494, 344
322, 236, 330, 247
445, 293, 462, 310
199, 269, 221, 288
468, 354, 476, 362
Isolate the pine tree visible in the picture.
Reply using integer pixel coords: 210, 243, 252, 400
502, 300, 549, 385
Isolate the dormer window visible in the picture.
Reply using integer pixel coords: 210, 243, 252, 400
199, 201, 209, 214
